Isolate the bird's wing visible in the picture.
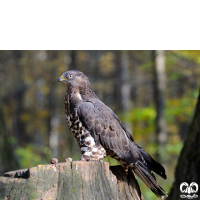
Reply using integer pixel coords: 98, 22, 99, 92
77, 99, 143, 163
77, 99, 166, 180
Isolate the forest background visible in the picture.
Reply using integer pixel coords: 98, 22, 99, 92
0, 50, 199, 199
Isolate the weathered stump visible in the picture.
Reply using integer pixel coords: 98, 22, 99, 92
0, 161, 144, 200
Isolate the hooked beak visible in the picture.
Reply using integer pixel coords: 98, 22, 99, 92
57, 76, 67, 82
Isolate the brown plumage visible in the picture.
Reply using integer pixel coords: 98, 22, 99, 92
57, 70, 167, 199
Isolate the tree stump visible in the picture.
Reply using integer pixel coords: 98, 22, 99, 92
0, 161, 144, 200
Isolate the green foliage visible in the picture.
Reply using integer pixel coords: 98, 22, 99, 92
166, 97, 196, 124
124, 107, 156, 137
166, 142, 183, 155
15, 145, 51, 169
120, 95, 196, 146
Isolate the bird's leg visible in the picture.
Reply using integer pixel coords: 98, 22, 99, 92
79, 152, 104, 161
79, 143, 106, 161
79, 131, 106, 161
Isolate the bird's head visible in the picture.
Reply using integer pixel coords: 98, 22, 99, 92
57, 70, 96, 99
57, 70, 96, 98
57, 70, 89, 88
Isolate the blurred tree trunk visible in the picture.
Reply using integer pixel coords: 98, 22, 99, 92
12, 51, 26, 144
152, 50, 167, 161
70, 50, 77, 69
114, 50, 130, 111
0, 99, 18, 175
47, 51, 59, 158
114, 50, 131, 132
128, 51, 138, 107
167, 89, 200, 200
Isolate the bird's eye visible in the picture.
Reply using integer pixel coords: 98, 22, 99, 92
69, 74, 73, 78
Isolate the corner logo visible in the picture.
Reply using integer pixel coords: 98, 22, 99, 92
180, 182, 198, 199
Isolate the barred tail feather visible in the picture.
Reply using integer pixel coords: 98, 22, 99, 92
133, 161, 167, 199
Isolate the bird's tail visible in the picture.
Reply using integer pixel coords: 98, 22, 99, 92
132, 161, 167, 199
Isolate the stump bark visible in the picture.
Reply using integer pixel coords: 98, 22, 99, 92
0, 161, 144, 200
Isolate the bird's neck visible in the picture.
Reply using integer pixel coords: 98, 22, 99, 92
67, 84, 97, 101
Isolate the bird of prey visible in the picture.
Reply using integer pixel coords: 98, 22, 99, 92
57, 70, 167, 199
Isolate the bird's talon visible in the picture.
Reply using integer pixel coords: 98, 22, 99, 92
78, 158, 86, 161
65, 157, 73, 162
